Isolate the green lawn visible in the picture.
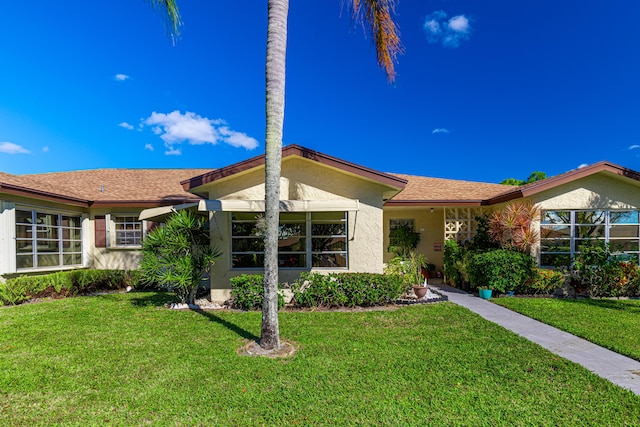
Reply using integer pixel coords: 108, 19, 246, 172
1, 293, 638, 426
494, 297, 640, 362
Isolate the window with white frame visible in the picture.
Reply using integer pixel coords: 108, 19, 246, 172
231, 211, 348, 269
114, 215, 143, 246
15, 209, 83, 269
540, 210, 640, 266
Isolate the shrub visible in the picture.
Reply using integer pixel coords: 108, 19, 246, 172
229, 274, 285, 311
384, 252, 427, 292
140, 210, 221, 304
443, 239, 464, 286
291, 272, 404, 308
520, 268, 566, 295
467, 249, 535, 293
0, 270, 137, 306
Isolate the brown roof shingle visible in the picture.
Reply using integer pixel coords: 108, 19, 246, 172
387, 174, 514, 205
2, 169, 212, 207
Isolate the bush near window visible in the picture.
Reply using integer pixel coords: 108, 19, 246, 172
519, 268, 566, 295
568, 243, 640, 297
229, 274, 285, 311
291, 272, 404, 308
467, 249, 536, 293
0, 270, 139, 306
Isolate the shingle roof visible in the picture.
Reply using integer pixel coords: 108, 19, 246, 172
387, 174, 514, 205
1, 169, 211, 206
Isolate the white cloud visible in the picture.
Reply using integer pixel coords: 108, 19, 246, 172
577, 163, 589, 169
114, 73, 130, 81
432, 128, 450, 134
118, 122, 134, 130
628, 144, 640, 150
424, 11, 472, 48
448, 15, 470, 32
143, 110, 259, 153
165, 146, 182, 156
144, 144, 154, 151
0, 142, 30, 154
42, 146, 49, 153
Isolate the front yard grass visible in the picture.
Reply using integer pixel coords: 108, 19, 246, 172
1, 293, 639, 426
494, 297, 640, 362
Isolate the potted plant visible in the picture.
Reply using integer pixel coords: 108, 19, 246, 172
478, 286, 492, 300
388, 222, 421, 259
407, 252, 430, 299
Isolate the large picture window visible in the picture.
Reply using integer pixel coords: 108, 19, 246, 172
231, 211, 348, 269
15, 209, 83, 270
540, 210, 639, 266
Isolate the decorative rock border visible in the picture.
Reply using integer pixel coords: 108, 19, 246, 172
395, 288, 448, 305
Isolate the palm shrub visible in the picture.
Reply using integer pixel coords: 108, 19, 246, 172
489, 201, 540, 253
140, 210, 221, 304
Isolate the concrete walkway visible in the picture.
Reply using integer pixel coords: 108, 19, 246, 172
430, 283, 640, 395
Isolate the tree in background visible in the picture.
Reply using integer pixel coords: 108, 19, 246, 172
140, 210, 221, 305
500, 171, 547, 186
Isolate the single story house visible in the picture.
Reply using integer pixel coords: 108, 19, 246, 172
2, 145, 640, 302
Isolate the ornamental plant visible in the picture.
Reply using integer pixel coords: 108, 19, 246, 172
140, 210, 221, 304
489, 201, 540, 253
467, 249, 535, 293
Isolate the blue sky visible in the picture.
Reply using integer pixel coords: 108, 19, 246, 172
1, 1, 639, 183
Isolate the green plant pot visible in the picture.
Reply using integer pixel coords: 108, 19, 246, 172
478, 289, 493, 300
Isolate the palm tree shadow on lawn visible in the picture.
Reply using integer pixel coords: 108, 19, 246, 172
129, 292, 259, 342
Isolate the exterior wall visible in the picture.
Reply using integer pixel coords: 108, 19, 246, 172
0, 195, 148, 278
0, 195, 89, 278
530, 174, 640, 210
528, 174, 640, 263
383, 207, 445, 272
205, 157, 390, 302
88, 208, 145, 271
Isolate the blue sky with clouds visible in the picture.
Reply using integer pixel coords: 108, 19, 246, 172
1, 1, 639, 183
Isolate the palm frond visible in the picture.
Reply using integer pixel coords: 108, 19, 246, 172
347, 0, 403, 82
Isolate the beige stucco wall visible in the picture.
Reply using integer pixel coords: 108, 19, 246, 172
88, 208, 145, 271
530, 173, 640, 210
382, 207, 445, 272
201, 157, 392, 302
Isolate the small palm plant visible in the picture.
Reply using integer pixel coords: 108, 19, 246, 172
140, 210, 221, 305
489, 201, 540, 253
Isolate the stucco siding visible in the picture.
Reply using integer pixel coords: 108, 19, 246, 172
383, 207, 445, 272
531, 174, 640, 210
205, 158, 392, 302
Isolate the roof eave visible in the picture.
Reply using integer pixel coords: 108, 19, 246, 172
0, 183, 90, 207
182, 145, 408, 192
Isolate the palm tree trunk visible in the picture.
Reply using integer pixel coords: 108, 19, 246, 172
261, 0, 289, 350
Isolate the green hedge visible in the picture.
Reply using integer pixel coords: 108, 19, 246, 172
467, 249, 535, 293
0, 270, 140, 306
291, 272, 404, 308
229, 274, 285, 311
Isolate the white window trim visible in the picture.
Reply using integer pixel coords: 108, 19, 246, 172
13, 205, 86, 272
108, 213, 147, 249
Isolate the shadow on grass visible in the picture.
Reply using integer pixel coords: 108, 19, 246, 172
128, 292, 175, 307
565, 297, 640, 314
192, 309, 260, 342
127, 292, 259, 341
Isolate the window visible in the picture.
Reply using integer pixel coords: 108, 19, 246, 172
389, 219, 414, 232
15, 209, 83, 270
114, 215, 143, 246
540, 210, 640, 266
231, 211, 348, 269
